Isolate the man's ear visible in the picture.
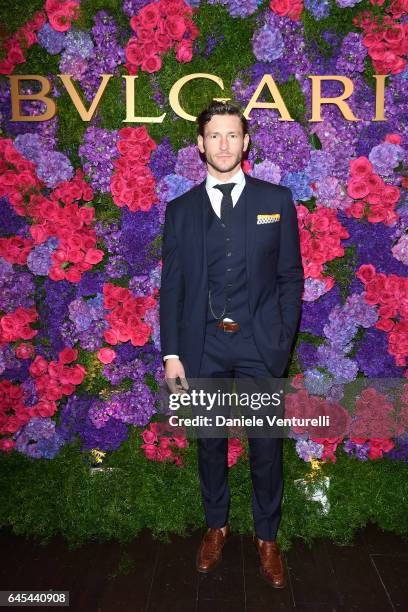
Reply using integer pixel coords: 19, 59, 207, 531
197, 134, 204, 154
243, 133, 250, 152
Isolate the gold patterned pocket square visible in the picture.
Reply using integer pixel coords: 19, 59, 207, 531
257, 213, 280, 225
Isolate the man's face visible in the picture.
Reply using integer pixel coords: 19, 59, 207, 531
197, 114, 249, 176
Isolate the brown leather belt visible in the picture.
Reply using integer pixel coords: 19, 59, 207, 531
216, 320, 240, 332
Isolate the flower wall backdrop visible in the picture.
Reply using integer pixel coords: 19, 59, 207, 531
0, 0, 408, 477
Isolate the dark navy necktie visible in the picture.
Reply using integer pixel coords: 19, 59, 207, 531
214, 183, 236, 226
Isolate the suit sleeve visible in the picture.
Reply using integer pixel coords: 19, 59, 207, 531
276, 189, 304, 349
159, 204, 185, 358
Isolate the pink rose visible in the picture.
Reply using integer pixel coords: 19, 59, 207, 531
141, 429, 158, 444
349, 156, 373, 177
15, 342, 34, 359
141, 54, 162, 73
97, 348, 117, 364
59, 347, 78, 364
139, 4, 161, 28
164, 15, 186, 41
175, 39, 193, 63
356, 264, 377, 285
126, 40, 144, 65
347, 177, 370, 200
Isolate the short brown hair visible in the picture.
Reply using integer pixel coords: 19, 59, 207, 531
197, 101, 248, 137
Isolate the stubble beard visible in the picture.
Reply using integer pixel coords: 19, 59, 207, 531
205, 151, 243, 175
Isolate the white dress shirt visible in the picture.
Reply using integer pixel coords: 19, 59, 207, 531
163, 168, 247, 361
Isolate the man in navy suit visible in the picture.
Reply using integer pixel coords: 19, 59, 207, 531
160, 101, 304, 588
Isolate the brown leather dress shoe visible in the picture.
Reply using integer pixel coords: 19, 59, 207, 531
196, 526, 230, 573
254, 537, 286, 588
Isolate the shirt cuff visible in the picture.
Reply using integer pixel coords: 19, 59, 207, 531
163, 354, 179, 361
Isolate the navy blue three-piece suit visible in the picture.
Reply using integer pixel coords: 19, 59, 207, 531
160, 172, 304, 540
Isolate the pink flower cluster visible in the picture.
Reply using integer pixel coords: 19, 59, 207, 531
357, 264, 408, 375
0, 138, 43, 217
310, 436, 343, 463
346, 156, 400, 225
285, 388, 351, 438
103, 283, 156, 347
0, 11, 46, 75
228, 438, 245, 467
0, 140, 103, 282
0, 236, 34, 266
45, 0, 80, 32
29, 347, 86, 402
125, 0, 199, 74
0, 307, 38, 345
354, 9, 408, 74
0, 380, 31, 450
141, 421, 188, 466
296, 205, 349, 287
29, 170, 103, 283
110, 127, 157, 213
269, 0, 303, 20
349, 387, 404, 440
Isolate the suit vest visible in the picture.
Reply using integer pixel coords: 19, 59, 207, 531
205, 186, 252, 337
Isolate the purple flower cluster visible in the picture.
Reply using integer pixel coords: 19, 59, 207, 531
15, 418, 64, 459
0, 259, 35, 313
252, 24, 284, 62
14, 132, 73, 188
64, 294, 107, 351
60, 29, 94, 80
79, 128, 119, 192
206, 0, 259, 18
37, 23, 66, 54
249, 111, 311, 173
27, 238, 58, 276
368, 142, 405, 176
316, 293, 378, 383
249, 160, 281, 184
89, 380, 156, 428
80, 11, 125, 102
335, 33, 368, 76
343, 438, 369, 460
296, 439, 324, 461
281, 172, 313, 201
149, 137, 177, 180
174, 145, 207, 183
304, 0, 331, 20
58, 394, 129, 451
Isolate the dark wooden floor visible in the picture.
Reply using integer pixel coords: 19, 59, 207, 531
0, 523, 407, 612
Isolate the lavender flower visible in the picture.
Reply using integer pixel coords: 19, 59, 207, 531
304, 0, 331, 20
175, 145, 207, 183
368, 142, 405, 176
252, 24, 284, 62
37, 23, 66, 55
249, 160, 281, 184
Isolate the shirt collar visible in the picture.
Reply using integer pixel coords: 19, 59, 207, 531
206, 167, 246, 191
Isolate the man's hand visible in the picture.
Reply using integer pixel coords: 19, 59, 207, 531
164, 358, 189, 395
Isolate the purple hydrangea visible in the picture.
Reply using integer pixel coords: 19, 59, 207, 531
281, 172, 313, 201
304, 0, 331, 20
206, 0, 259, 18
37, 23, 66, 55
249, 160, 281, 184
79, 128, 119, 193
335, 33, 368, 76
368, 142, 405, 176
252, 24, 284, 62
36, 151, 74, 188
26, 238, 58, 276
175, 145, 207, 183
296, 439, 324, 461
15, 418, 65, 459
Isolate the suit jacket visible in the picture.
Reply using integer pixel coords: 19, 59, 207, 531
159, 173, 304, 378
